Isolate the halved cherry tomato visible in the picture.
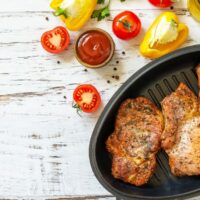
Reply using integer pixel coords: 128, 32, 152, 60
112, 11, 141, 40
41, 26, 70, 54
148, 0, 174, 8
73, 84, 101, 113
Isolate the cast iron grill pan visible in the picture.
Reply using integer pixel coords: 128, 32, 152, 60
89, 45, 200, 200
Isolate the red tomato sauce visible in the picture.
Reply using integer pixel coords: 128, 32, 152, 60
77, 30, 112, 65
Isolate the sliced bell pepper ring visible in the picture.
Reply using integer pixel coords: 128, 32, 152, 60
50, 0, 97, 31
140, 12, 189, 59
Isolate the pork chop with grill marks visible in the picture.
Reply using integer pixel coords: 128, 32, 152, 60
161, 67, 200, 176
106, 97, 163, 186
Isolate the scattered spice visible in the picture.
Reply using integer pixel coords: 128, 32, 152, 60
113, 67, 117, 71
107, 80, 111, 84
122, 51, 126, 55
116, 60, 119, 64
57, 60, 61, 64
84, 69, 88, 72
111, 75, 120, 80
45, 17, 49, 21
63, 96, 67, 99
115, 75, 120, 80
170, 6, 174, 10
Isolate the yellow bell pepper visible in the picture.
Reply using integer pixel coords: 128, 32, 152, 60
50, 0, 97, 31
140, 12, 189, 59
188, 0, 200, 22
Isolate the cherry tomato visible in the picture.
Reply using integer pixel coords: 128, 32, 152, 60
112, 11, 141, 40
41, 26, 70, 54
73, 84, 101, 113
148, 0, 174, 8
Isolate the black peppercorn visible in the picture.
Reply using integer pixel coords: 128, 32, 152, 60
115, 75, 120, 80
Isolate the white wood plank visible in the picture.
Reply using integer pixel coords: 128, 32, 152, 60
0, 0, 200, 199
0, 0, 188, 12
1, 9, 198, 44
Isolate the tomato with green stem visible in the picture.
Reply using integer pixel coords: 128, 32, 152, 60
73, 84, 101, 113
148, 0, 175, 8
41, 26, 70, 54
112, 11, 141, 40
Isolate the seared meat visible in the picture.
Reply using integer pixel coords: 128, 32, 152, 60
106, 97, 163, 186
161, 82, 200, 176
161, 83, 198, 150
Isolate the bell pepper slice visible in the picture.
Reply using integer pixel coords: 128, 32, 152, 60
50, 0, 97, 31
140, 12, 189, 59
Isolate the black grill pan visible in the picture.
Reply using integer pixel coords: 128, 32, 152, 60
89, 45, 200, 200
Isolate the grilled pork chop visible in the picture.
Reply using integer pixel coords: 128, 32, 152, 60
106, 97, 163, 186
161, 82, 200, 176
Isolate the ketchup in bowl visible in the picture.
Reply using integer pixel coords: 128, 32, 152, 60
75, 29, 115, 68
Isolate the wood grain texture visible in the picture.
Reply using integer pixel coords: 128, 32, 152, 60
0, 0, 200, 199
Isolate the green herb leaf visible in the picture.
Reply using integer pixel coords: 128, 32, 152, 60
92, 0, 125, 21
91, 5, 110, 21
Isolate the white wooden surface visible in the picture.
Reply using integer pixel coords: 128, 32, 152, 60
0, 0, 200, 199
